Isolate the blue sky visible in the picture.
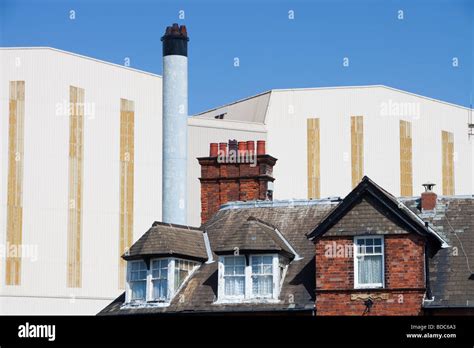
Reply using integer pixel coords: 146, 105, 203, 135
1, 0, 472, 114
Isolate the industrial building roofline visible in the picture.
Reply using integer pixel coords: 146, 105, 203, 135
0, 46, 162, 78
193, 84, 472, 119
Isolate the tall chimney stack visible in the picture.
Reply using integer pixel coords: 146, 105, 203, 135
161, 23, 189, 224
198, 140, 277, 224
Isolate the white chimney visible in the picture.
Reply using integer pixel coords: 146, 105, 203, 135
161, 23, 189, 224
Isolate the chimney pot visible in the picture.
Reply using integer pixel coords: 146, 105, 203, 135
209, 143, 218, 157
246, 141, 255, 155
219, 142, 227, 155
257, 140, 266, 155
238, 141, 247, 156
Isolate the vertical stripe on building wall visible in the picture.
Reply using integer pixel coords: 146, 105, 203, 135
67, 86, 85, 288
5, 81, 25, 285
351, 116, 364, 188
307, 118, 320, 199
119, 98, 135, 289
399, 120, 413, 196
442, 130, 455, 195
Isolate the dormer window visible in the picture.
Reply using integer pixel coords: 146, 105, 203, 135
217, 254, 286, 302
125, 258, 199, 306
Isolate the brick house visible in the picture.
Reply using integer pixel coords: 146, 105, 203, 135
100, 141, 473, 316
307, 177, 447, 315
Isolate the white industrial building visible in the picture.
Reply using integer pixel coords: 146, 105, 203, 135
0, 46, 473, 314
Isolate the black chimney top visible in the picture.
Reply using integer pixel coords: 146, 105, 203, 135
161, 23, 189, 57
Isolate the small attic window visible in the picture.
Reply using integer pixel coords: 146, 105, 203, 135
125, 258, 199, 306
216, 254, 286, 303
214, 113, 226, 119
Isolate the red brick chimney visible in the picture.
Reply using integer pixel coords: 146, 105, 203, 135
421, 182, 437, 211
198, 140, 277, 224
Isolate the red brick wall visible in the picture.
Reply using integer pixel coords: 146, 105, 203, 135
315, 234, 426, 316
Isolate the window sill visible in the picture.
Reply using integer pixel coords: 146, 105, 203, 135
353, 285, 384, 290
214, 298, 280, 305
121, 301, 171, 309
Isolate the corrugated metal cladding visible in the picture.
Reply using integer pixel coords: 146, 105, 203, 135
260, 87, 472, 201
6, 81, 25, 286
67, 85, 85, 288
119, 98, 135, 289
0, 48, 163, 314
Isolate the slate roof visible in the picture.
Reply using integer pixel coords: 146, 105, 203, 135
307, 176, 448, 249
402, 196, 474, 309
123, 222, 208, 262
213, 216, 295, 258
99, 201, 338, 315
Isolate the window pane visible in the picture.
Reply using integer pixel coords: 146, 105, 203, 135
263, 256, 273, 264
358, 255, 382, 285
153, 279, 168, 300
224, 276, 245, 296
131, 281, 146, 300
175, 267, 190, 290
223, 256, 246, 297
263, 264, 272, 274
252, 275, 273, 297
235, 257, 245, 266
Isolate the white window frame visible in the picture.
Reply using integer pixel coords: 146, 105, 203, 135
353, 236, 385, 289
125, 258, 199, 306
126, 260, 148, 303
150, 258, 170, 302
250, 254, 278, 299
220, 255, 246, 300
217, 254, 282, 302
